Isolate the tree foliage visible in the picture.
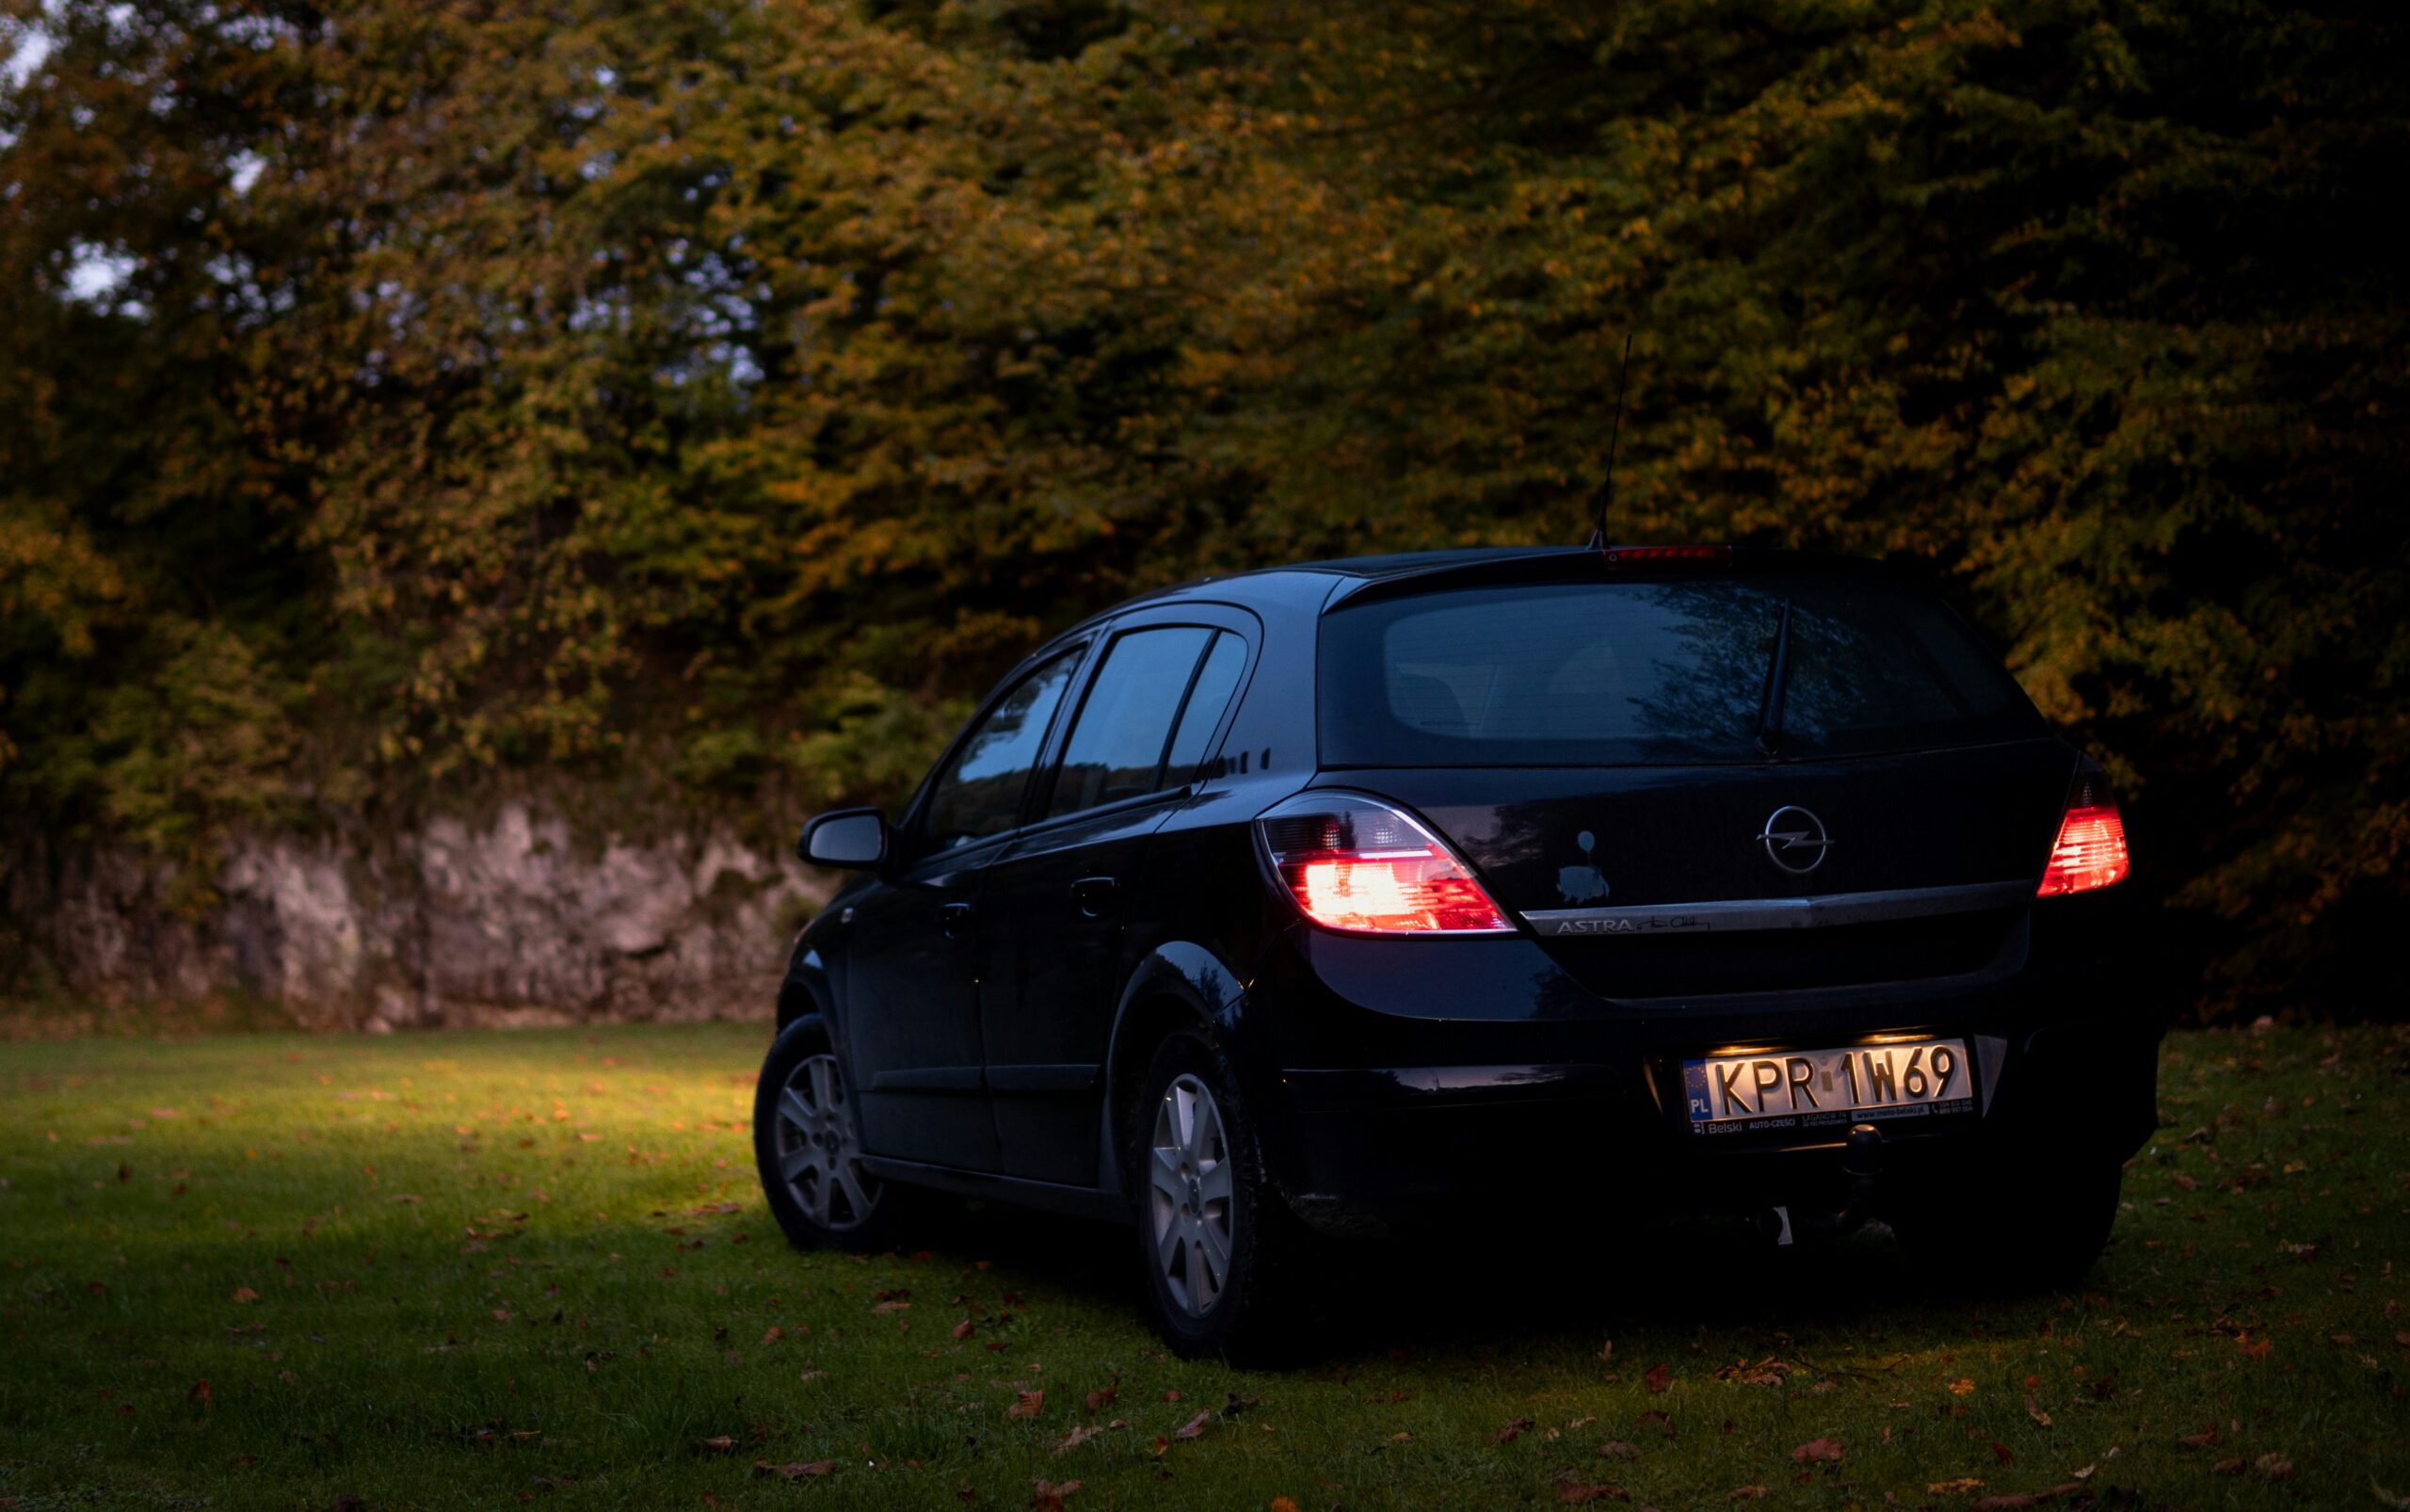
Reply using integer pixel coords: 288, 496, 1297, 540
3, 0, 2403, 1010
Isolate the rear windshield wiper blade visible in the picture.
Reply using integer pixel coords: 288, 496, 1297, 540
1757, 597, 1793, 757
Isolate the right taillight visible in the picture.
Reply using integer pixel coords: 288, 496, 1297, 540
2036, 766, 2129, 897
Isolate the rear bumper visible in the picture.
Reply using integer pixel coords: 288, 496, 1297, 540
1238, 892, 2161, 1236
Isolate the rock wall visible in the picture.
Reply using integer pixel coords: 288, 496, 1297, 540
1, 803, 825, 1029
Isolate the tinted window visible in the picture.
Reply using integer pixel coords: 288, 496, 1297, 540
1164, 632, 1247, 778
1047, 628, 1213, 818
924, 647, 1083, 844
1320, 577, 2038, 766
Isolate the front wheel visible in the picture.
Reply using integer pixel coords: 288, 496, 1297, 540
1127, 1030, 1310, 1364
754, 1015, 901, 1251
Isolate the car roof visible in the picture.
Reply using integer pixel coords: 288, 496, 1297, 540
1104, 546, 1587, 617
1124, 544, 1905, 606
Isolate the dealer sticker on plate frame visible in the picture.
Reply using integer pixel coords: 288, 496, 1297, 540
1681, 1039, 1977, 1136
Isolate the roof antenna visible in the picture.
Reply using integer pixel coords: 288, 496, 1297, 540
1586, 331, 1633, 551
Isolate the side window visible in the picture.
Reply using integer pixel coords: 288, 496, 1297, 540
923, 647, 1084, 846
1046, 628, 1214, 818
1163, 632, 1247, 780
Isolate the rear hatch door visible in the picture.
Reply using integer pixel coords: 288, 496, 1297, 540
1315, 563, 2075, 998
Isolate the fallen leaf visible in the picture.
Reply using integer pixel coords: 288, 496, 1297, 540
1728, 1486, 1766, 1501
1926, 1478, 1986, 1494
188, 1380, 212, 1409
1008, 1391, 1044, 1420
2024, 1395, 2051, 1427
953, 1318, 976, 1341
1055, 1424, 1106, 1454
1644, 1362, 1672, 1394
2255, 1455, 2295, 1481
1559, 1481, 1631, 1504
753, 1460, 834, 1479
1970, 1497, 2037, 1511
1031, 1478, 1083, 1511
1791, 1439, 1842, 1464
1947, 1377, 1976, 1396
1488, 1416, 1536, 1446
1599, 1440, 1640, 1460
1173, 1409, 1212, 1441
231, 1287, 258, 1304
1991, 1441, 2015, 1465
697, 1436, 737, 1454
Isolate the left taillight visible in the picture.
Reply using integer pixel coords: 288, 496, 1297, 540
2036, 764, 2130, 897
1254, 792, 1515, 935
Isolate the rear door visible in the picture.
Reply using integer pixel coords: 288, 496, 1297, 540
977, 616, 1255, 1184
1315, 571, 2075, 999
844, 643, 1086, 1170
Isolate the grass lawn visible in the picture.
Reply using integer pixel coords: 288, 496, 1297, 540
1, 1021, 2403, 1510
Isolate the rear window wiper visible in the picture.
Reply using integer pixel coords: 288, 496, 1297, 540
1757, 597, 1793, 757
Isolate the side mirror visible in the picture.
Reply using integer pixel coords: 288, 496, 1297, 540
798, 808, 891, 870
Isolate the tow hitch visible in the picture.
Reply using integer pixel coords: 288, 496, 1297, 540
1758, 1122, 1883, 1247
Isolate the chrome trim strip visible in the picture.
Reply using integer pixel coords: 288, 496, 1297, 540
1522, 879, 2030, 937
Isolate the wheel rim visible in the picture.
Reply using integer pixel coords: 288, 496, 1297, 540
1148, 1072, 1236, 1318
772, 1053, 880, 1231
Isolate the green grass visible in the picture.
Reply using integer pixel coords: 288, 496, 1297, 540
1, 1022, 2403, 1510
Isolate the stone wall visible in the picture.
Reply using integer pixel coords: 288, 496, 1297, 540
1, 802, 826, 1029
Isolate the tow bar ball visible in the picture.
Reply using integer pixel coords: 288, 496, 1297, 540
1759, 1122, 1885, 1247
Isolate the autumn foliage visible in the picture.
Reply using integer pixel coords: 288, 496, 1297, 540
2, 0, 2403, 1014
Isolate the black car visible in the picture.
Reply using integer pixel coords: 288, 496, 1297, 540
752, 545, 2153, 1360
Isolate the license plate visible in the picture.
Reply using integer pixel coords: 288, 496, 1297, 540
1681, 1039, 1976, 1136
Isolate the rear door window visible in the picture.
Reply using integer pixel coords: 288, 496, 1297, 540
1163, 631, 1248, 780
1320, 577, 2038, 766
1046, 628, 1216, 817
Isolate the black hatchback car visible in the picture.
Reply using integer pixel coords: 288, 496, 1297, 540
752, 546, 2153, 1359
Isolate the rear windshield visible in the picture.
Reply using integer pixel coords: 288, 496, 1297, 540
1318, 576, 2039, 766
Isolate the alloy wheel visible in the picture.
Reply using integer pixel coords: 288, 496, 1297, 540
772, 1053, 880, 1231
1148, 1072, 1236, 1317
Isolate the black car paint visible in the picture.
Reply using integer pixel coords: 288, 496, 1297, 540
774, 547, 2158, 1235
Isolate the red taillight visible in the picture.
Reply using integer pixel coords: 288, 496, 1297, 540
2036, 768, 2129, 897
1256, 793, 1514, 935
1600, 544, 1730, 566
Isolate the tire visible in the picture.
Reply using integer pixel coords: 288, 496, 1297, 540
1124, 1029, 1310, 1364
754, 1014, 906, 1252
1894, 1153, 2124, 1294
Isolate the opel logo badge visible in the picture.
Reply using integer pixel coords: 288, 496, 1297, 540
1756, 805, 1831, 875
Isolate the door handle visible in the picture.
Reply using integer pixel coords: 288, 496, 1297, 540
1070, 877, 1119, 918
940, 901, 974, 939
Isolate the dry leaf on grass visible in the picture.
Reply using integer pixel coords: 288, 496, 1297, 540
1558, 1480, 1630, 1504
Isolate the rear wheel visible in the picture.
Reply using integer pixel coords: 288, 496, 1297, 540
754, 1015, 900, 1251
1894, 1154, 2124, 1293
1127, 1030, 1309, 1363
